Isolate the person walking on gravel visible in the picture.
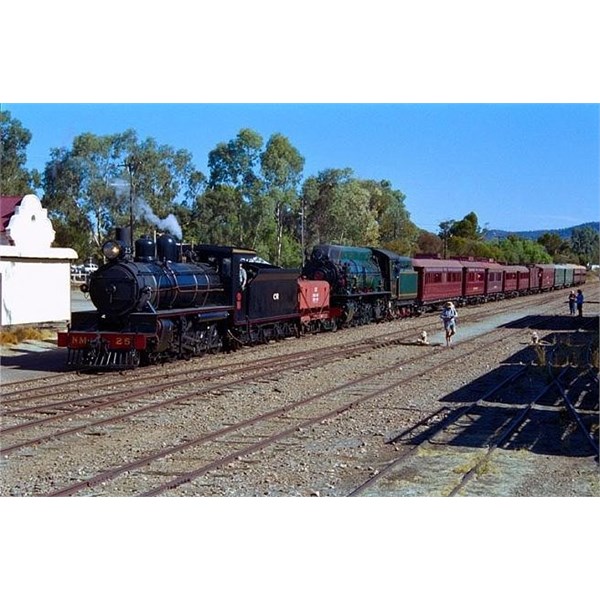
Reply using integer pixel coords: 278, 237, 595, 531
440, 301, 458, 347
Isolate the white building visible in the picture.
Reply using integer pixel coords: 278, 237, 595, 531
0, 194, 78, 326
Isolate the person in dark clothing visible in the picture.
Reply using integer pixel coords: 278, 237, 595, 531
576, 289, 584, 317
568, 291, 577, 315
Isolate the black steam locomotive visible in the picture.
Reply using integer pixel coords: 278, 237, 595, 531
59, 230, 301, 369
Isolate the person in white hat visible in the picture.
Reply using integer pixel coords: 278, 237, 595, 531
440, 301, 458, 347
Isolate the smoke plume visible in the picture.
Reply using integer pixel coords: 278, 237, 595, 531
135, 199, 183, 240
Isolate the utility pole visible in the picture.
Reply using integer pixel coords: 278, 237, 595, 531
301, 194, 305, 267
124, 157, 141, 247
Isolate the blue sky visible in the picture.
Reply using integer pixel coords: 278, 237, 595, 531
4, 103, 598, 233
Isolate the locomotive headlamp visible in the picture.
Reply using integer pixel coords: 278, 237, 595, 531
102, 240, 122, 261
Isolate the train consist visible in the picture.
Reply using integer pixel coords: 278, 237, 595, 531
58, 231, 586, 370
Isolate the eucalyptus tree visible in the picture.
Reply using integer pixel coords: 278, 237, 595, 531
259, 133, 305, 264
537, 232, 570, 260
72, 131, 130, 245
333, 178, 380, 245
42, 132, 127, 256
449, 211, 482, 240
119, 133, 202, 241
438, 220, 455, 258
187, 186, 242, 246
43, 129, 203, 254
206, 128, 263, 246
416, 230, 443, 255
439, 212, 485, 258
0, 109, 40, 195
570, 226, 599, 266
493, 235, 552, 264
302, 169, 408, 250
301, 168, 354, 248
362, 179, 418, 255
42, 146, 96, 259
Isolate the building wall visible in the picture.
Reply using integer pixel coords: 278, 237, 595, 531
1, 195, 78, 326
1, 251, 77, 326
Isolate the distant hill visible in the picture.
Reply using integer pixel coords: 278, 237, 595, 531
484, 221, 599, 241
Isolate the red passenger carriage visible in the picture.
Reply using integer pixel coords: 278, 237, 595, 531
412, 257, 463, 307
460, 258, 504, 302
502, 265, 530, 296
532, 264, 556, 291
572, 265, 587, 286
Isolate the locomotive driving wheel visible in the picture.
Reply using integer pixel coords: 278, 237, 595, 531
207, 324, 223, 354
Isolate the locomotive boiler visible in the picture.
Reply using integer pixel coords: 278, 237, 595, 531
302, 244, 389, 324
89, 234, 226, 317
302, 244, 420, 323
59, 233, 233, 369
303, 244, 383, 294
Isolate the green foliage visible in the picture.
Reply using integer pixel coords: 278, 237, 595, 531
450, 211, 482, 240
416, 230, 443, 255
41, 129, 202, 256
260, 133, 304, 264
300, 170, 412, 257
189, 186, 243, 246
570, 226, 599, 266
0, 110, 40, 195
449, 236, 499, 259
436, 212, 555, 264
492, 235, 552, 264
537, 232, 569, 257
208, 128, 263, 196
365, 179, 418, 254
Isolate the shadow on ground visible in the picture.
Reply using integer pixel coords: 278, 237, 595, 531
400, 314, 599, 458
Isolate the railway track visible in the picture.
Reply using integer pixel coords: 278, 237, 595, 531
31, 313, 584, 495
1, 286, 597, 496
349, 364, 598, 496
0, 285, 572, 399
2, 289, 567, 438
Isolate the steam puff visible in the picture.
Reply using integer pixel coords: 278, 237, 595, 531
136, 199, 183, 240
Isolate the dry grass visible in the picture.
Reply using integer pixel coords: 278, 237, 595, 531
0, 326, 55, 346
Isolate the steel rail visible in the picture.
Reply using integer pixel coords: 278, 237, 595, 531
552, 373, 599, 457
4, 307, 584, 494
348, 365, 528, 496
447, 368, 576, 496
2, 283, 579, 403
132, 330, 547, 496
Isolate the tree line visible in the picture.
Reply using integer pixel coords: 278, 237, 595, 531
2, 110, 598, 268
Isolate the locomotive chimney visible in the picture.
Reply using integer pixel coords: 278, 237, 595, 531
115, 226, 132, 256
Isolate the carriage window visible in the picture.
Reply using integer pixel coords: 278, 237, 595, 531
426, 272, 442, 284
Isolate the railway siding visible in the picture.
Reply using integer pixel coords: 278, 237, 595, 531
1, 285, 598, 496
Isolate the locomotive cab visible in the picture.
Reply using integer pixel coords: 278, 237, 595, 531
194, 244, 301, 346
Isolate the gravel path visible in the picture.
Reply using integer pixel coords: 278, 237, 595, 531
2, 284, 598, 498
